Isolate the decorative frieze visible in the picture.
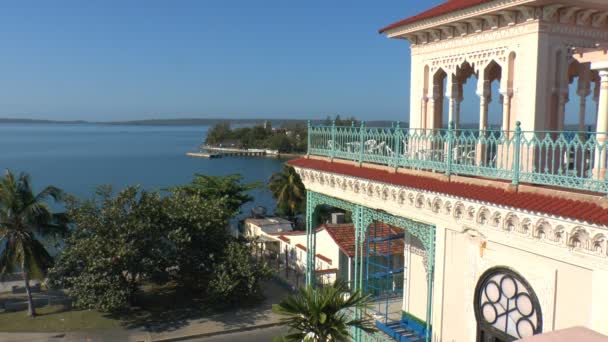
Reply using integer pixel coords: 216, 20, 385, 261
295, 167, 608, 261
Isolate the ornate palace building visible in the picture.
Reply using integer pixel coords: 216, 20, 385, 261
287, 0, 608, 341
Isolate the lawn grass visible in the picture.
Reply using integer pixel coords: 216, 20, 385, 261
0, 282, 268, 333
0, 305, 122, 332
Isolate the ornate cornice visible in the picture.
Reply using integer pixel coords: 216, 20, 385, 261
293, 166, 608, 263
385, 0, 533, 39
391, 3, 608, 49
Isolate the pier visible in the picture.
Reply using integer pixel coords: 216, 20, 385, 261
186, 146, 279, 159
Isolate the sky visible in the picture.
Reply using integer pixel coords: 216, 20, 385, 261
0, 0, 454, 122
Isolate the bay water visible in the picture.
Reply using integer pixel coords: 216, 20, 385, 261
0, 123, 285, 216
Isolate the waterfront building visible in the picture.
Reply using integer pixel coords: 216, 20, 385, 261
288, 0, 608, 341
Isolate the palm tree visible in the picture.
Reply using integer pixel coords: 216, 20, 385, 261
273, 281, 376, 341
269, 166, 305, 219
0, 170, 67, 317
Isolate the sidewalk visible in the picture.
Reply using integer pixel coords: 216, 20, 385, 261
0, 280, 289, 342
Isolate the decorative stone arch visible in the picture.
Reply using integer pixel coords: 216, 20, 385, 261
569, 227, 591, 250
454, 202, 466, 220
432, 197, 443, 213
430, 68, 448, 129
591, 233, 607, 255
443, 200, 453, 216
533, 219, 551, 239
477, 207, 491, 225
504, 213, 520, 232
552, 225, 566, 244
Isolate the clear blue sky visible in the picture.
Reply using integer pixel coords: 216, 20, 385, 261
0, 0, 449, 122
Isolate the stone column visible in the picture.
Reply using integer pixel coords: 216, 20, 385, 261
477, 79, 491, 165
421, 96, 429, 131
556, 90, 569, 131
500, 90, 512, 133
593, 69, 608, 180
446, 74, 460, 126
578, 66, 592, 132
455, 96, 463, 130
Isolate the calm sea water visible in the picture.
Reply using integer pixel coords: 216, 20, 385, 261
0, 123, 285, 217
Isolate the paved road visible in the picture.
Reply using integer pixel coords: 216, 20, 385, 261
189, 326, 287, 342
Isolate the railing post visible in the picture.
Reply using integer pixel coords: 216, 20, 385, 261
446, 121, 454, 177
394, 121, 401, 171
307, 120, 311, 158
331, 120, 336, 161
512, 121, 522, 186
359, 121, 366, 166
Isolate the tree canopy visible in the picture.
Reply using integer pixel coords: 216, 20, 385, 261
50, 175, 271, 312
204, 122, 307, 153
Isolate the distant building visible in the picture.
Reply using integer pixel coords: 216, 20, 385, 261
272, 222, 404, 286
243, 217, 293, 238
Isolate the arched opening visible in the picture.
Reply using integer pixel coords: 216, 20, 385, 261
432, 68, 447, 130
483, 60, 503, 130
456, 61, 478, 129
474, 267, 543, 341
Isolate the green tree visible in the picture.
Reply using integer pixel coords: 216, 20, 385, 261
162, 189, 234, 289
267, 134, 293, 153
0, 170, 67, 317
169, 174, 258, 215
269, 166, 305, 218
273, 282, 376, 341
205, 122, 232, 145
208, 239, 272, 303
49, 187, 168, 312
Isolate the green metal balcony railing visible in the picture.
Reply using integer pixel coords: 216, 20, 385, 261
307, 121, 608, 194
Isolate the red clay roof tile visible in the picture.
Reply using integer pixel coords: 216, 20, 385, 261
379, 0, 494, 33
323, 223, 404, 258
288, 158, 608, 227
277, 236, 290, 243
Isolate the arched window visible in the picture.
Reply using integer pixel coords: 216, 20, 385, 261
474, 267, 542, 341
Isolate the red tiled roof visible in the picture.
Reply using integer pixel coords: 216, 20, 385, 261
288, 158, 608, 227
323, 223, 405, 258
277, 235, 290, 243
379, 0, 493, 33
316, 254, 332, 264
295, 243, 307, 251
316, 268, 338, 275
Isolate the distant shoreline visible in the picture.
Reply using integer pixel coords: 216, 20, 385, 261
0, 118, 410, 127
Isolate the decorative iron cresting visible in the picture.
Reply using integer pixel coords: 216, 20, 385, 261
308, 121, 608, 193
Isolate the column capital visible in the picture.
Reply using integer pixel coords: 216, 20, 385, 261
499, 88, 513, 97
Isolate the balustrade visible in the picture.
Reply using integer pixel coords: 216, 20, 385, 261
307, 121, 608, 194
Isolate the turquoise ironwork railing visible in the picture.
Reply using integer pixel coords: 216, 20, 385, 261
308, 121, 608, 194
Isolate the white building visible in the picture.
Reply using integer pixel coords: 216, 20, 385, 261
290, 1, 608, 341
273, 223, 404, 286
